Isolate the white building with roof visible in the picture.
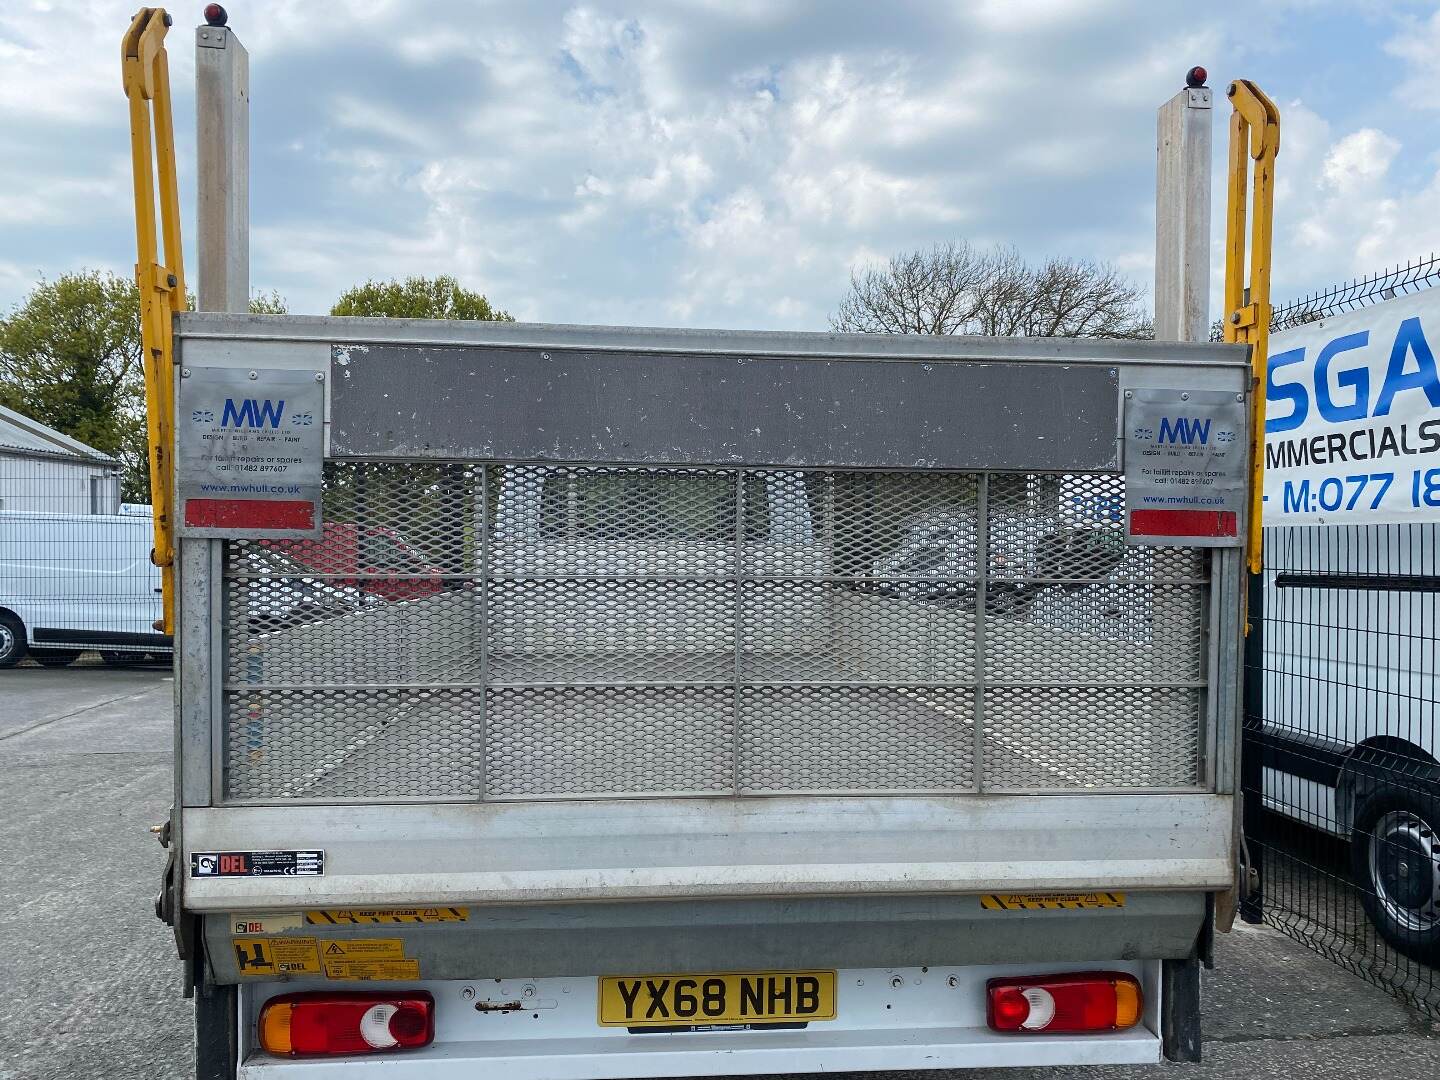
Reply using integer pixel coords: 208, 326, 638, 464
0, 403, 122, 515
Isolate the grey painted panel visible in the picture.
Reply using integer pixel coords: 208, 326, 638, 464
205, 892, 1204, 982
331, 344, 1120, 471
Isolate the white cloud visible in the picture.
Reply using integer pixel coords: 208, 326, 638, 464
1007, 135, 1112, 177
1259, 104, 1440, 296
3, 0, 1437, 331
1320, 128, 1400, 193
0, 258, 35, 300
971, 0, 1123, 32
328, 95, 433, 148
1385, 8, 1440, 111
0, 3, 144, 123
0, 162, 130, 226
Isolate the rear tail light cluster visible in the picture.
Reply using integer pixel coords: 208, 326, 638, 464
986, 972, 1142, 1034
259, 991, 434, 1057
255, 972, 1138, 1052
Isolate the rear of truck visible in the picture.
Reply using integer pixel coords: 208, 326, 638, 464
160, 314, 1250, 1077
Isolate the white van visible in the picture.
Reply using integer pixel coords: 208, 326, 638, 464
0, 511, 171, 666
1261, 522, 1440, 964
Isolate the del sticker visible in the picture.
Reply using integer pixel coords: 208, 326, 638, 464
233, 937, 321, 976
191, 850, 324, 878
231, 912, 305, 935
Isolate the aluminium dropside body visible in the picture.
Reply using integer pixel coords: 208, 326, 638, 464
161, 313, 1251, 1076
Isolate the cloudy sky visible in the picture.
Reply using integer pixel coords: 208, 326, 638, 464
1, 1, 1437, 329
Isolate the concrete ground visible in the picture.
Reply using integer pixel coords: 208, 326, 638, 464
1, 666, 1437, 1079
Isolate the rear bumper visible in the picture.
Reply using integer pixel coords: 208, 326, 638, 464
236, 962, 1163, 1077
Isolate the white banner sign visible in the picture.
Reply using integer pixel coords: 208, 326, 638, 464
1264, 287, 1440, 525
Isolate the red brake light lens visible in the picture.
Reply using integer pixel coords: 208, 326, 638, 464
986, 972, 1142, 1034
259, 991, 434, 1057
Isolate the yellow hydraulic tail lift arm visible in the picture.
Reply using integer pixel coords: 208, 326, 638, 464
123, 8, 187, 634
1222, 79, 1280, 580
1221, 80, 1279, 933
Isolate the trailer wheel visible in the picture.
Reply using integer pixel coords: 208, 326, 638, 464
0, 612, 27, 667
1351, 786, 1440, 966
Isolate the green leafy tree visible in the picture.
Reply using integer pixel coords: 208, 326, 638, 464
0, 271, 148, 498
331, 275, 513, 321
247, 289, 289, 315
0, 270, 289, 502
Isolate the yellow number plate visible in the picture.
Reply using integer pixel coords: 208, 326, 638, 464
598, 971, 837, 1028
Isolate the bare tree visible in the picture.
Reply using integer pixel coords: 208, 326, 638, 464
830, 242, 990, 335
832, 242, 1151, 339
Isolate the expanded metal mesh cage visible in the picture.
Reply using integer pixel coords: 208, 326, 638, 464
221, 462, 1212, 803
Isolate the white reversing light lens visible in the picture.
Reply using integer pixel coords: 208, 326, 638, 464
1019, 987, 1057, 1030
359, 1003, 400, 1049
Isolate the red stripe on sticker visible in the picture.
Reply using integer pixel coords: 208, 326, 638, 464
185, 499, 316, 531
1130, 509, 1237, 538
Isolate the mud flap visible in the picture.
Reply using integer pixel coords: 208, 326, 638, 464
195, 950, 238, 1080
1161, 957, 1202, 1062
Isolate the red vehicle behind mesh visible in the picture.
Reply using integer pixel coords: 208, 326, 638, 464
269, 522, 446, 602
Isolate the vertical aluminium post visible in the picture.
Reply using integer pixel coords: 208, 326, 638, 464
1153, 72, 1213, 1064
1154, 77, 1212, 343
188, 8, 251, 812
196, 20, 250, 312
191, 14, 253, 1075
1154, 74, 1217, 788
189, 11, 250, 796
